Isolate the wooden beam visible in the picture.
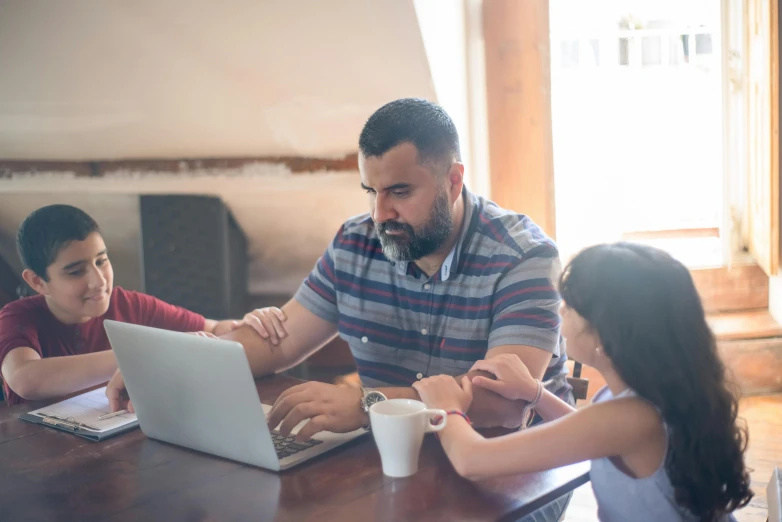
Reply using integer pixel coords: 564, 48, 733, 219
747, 0, 780, 275
96, 155, 359, 175
0, 154, 358, 179
483, 0, 556, 238
0, 162, 92, 179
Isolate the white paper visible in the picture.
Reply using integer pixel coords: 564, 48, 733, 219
29, 387, 137, 433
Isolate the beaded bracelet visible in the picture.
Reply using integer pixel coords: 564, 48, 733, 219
446, 410, 472, 425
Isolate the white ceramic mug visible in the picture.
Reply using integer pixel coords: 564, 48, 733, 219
369, 399, 447, 478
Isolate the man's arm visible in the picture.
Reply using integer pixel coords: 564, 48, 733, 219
464, 344, 551, 428
469, 250, 563, 428
267, 344, 552, 441
217, 298, 337, 377
1, 346, 117, 401
363, 344, 551, 428
203, 319, 238, 337
204, 307, 288, 344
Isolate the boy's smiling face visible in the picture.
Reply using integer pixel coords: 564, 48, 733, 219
27, 231, 114, 324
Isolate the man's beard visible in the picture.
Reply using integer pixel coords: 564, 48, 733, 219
376, 190, 452, 262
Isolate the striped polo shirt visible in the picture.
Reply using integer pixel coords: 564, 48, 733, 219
294, 187, 571, 398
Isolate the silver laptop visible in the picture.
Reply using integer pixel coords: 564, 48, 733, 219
104, 320, 366, 471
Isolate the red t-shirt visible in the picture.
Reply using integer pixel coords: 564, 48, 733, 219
0, 287, 206, 406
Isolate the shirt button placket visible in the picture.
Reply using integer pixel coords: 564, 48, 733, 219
422, 280, 434, 379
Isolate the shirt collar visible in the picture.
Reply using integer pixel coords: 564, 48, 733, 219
440, 242, 457, 281
393, 185, 478, 281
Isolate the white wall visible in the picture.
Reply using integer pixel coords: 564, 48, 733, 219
0, 0, 440, 296
413, 0, 491, 198
414, 0, 471, 180
0, 0, 436, 160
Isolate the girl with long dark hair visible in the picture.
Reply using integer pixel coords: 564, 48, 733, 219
414, 243, 752, 521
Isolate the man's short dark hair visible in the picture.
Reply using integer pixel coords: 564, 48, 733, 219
17, 204, 101, 280
358, 98, 461, 166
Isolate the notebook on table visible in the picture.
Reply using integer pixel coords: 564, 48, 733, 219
19, 386, 139, 441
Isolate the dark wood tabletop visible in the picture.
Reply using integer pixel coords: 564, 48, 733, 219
0, 375, 589, 522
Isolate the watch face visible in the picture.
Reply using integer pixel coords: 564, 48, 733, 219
365, 391, 386, 410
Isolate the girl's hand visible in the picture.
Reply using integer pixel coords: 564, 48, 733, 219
470, 354, 539, 402
413, 375, 473, 412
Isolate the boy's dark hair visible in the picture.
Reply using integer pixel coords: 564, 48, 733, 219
16, 205, 101, 280
359, 98, 461, 167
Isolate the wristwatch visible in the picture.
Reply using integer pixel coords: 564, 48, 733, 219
360, 387, 387, 414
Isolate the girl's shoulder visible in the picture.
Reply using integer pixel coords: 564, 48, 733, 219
585, 387, 663, 435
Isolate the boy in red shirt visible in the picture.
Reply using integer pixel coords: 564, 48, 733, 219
0, 204, 286, 406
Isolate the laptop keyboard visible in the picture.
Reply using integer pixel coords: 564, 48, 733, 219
271, 430, 323, 459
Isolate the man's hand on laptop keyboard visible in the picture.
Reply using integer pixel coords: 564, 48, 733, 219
267, 381, 365, 441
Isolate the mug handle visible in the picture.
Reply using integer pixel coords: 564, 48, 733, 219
424, 409, 448, 433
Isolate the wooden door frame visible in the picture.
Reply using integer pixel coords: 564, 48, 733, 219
483, 0, 556, 238
773, 0, 780, 273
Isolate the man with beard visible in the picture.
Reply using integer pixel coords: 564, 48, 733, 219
107, 98, 573, 519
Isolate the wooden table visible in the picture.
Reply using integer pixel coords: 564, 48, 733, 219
0, 376, 589, 521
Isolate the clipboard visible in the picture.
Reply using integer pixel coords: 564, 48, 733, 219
19, 387, 139, 441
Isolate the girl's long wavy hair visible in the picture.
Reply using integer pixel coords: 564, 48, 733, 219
560, 243, 752, 521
